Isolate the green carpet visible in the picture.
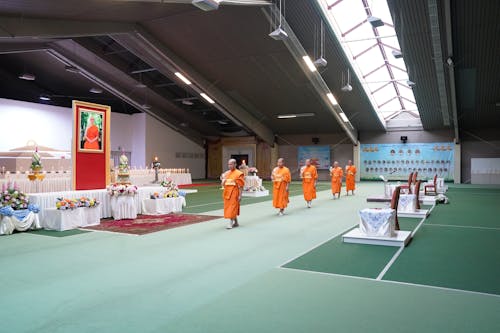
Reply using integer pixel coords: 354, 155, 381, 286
26, 229, 91, 237
166, 269, 500, 333
283, 217, 421, 279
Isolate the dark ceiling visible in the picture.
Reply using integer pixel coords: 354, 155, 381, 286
0, 0, 498, 145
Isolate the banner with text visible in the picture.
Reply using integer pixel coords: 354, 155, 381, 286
360, 142, 454, 181
298, 146, 331, 170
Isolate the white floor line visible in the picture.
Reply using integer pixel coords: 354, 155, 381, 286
376, 245, 404, 280
410, 214, 428, 237
278, 266, 500, 298
424, 224, 500, 231
279, 224, 357, 267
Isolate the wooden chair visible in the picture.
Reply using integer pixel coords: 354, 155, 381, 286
400, 172, 413, 194
412, 171, 418, 185
414, 180, 421, 210
424, 175, 438, 195
390, 186, 401, 230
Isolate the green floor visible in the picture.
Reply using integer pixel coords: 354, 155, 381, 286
1, 182, 499, 332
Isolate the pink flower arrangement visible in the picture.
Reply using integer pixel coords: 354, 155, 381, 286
107, 183, 138, 196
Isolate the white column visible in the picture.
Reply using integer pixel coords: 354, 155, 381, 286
454, 143, 461, 184
353, 141, 361, 182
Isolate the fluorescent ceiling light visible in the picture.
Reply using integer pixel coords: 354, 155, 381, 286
141, 104, 151, 110
327, 93, 338, 105
18, 73, 35, 81
135, 83, 147, 88
39, 95, 51, 101
175, 72, 192, 85
277, 113, 315, 119
302, 56, 317, 72
200, 92, 215, 104
89, 87, 103, 94
339, 112, 349, 122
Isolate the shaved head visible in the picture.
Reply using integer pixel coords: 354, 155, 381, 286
348, 160, 352, 165
228, 159, 236, 170
277, 158, 284, 167
334, 161, 339, 167
305, 159, 311, 166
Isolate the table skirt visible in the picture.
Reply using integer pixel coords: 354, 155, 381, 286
359, 208, 396, 237
141, 197, 186, 215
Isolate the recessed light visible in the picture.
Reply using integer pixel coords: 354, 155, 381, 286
39, 95, 51, 101
277, 113, 315, 119
89, 87, 103, 94
200, 92, 215, 104
65, 65, 80, 73
217, 120, 229, 125
339, 112, 349, 122
135, 83, 147, 88
141, 104, 151, 110
174, 72, 192, 85
18, 73, 36, 81
302, 56, 317, 72
327, 93, 338, 105
182, 100, 194, 106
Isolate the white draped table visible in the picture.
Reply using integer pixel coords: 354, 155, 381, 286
398, 194, 417, 213
0, 211, 41, 235
110, 196, 137, 220
141, 197, 186, 215
42, 207, 100, 231
29, 186, 182, 221
358, 208, 396, 237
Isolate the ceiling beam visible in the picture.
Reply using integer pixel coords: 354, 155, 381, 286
0, 41, 49, 54
444, 0, 460, 143
110, 28, 276, 146
263, 5, 359, 145
0, 16, 136, 39
46, 40, 209, 146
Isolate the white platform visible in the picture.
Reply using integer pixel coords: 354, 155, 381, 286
398, 209, 430, 218
242, 190, 269, 197
342, 228, 412, 247
420, 195, 438, 205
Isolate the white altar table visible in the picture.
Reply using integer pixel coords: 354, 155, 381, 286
42, 207, 100, 231
359, 208, 395, 237
141, 197, 186, 215
110, 196, 137, 220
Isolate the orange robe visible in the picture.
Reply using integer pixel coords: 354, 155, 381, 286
272, 166, 291, 209
345, 165, 357, 191
330, 167, 343, 194
222, 169, 245, 219
84, 125, 100, 150
301, 165, 318, 201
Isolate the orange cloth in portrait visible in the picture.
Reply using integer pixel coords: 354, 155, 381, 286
330, 167, 343, 194
83, 125, 100, 150
272, 166, 291, 209
345, 165, 357, 191
301, 165, 318, 201
222, 169, 244, 219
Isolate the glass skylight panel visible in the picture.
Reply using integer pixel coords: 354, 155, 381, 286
317, 0, 420, 121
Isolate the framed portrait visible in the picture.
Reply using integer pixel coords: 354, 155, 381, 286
77, 109, 105, 153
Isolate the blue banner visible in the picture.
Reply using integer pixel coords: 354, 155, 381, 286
298, 146, 331, 170
360, 142, 454, 181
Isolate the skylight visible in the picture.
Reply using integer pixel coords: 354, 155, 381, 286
316, 0, 420, 122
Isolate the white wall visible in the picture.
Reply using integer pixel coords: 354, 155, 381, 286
0, 98, 72, 151
145, 115, 205, 179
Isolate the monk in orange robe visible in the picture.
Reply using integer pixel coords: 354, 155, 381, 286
301, 159, 318, 208
222, 159, 244, 229
83, 116, 100, 150
330, 161, 343, 199
345, 160, 357, 195
272, 158, 291, 216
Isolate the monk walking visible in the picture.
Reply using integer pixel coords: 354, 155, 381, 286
345, 160, 357, 195
222, 159, 244, 229
301, 159, 318, 208
272, 158, 291, 216
330, 161, 343, 199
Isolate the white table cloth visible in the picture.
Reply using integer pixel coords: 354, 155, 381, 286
141, 197, 186, 215
110, 195, 137, 220
244, 175, 262, 189
398, 194, 417, 213
359, 208, 396, 237
0, 212, 41, 235
42, 207, 100, 231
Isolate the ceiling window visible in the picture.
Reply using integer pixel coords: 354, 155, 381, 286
317, 0, 420, 122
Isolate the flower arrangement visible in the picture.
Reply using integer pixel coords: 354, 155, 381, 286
31, 147, 43, 171
150, 190, 184, 199
248, 167, 258, 175
1, 182, 29, 210
55, 197, 100, 210
160, 178, 179, 192
107, 183, 138, 196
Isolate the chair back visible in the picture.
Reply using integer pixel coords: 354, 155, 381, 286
407, 172, 413, 187
433, 174, 438, 185
412, 172, 418, 184
414, 180, 421, 210
390, 186, 401, 230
